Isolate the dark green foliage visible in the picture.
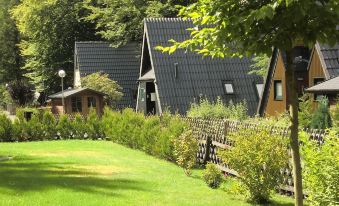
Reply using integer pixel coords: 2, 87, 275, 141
0, 114, 14, 142
71, 114, 88, 139
311, 97, 331, 129
56, 115, 73, 139
86, 109, 105, 140
7, 80, 34, 106
249, 54, 270, 80
301, 130, 339, 206
203, 163, 223, 189
42, 111, 57, 140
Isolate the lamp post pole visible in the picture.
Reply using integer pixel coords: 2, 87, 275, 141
58, 70, 66, 114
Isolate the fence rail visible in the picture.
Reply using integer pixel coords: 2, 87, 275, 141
184, 117, 326, 195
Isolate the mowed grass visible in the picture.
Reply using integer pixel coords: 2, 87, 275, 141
0, 141, 294, 206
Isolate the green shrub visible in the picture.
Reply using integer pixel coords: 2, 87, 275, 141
0, 114, 14, 142
299, 94, 313, 128
331, 101, 339, 133
87, 109, 104, 140
301, 130, 339, 206
203, 163, 223, 189
26, 113, 45, 141
187, 97, 248, 120
139, 116, 161, 155
221, 128, 288, 203
311, 96, 332, 129
72, 114, 88, 139
173, 130, 198, 176
42, 111, 57, 140
57, 115, 73, 139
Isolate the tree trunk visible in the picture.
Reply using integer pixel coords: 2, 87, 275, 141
285, 49, 303, 206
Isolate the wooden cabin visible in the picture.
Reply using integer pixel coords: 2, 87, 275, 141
49, 88, 105, 116
258, 43, 339, 116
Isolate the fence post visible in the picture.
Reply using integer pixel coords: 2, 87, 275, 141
203, 135, 212, 164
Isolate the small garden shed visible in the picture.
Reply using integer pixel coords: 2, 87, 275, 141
49, 88, 105, 115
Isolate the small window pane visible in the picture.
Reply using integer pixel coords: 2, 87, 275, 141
72, 97, 82, 112
274, 80, 283, 100
88, 97, 96, 108
224, 83, 234, 94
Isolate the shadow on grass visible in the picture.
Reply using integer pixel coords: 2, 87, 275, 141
0, 156, 148, 196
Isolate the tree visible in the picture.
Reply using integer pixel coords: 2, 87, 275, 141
310, 96, 332, 129
159, 1, 338, 205
0, 0, 22, 83
81, 72, 123, 107
11, 0, 100, 92
84, 0, 195, 47
249, 54, 270, 80
7, 80, 34, 106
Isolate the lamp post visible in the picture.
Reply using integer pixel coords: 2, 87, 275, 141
58, 70, 66, 114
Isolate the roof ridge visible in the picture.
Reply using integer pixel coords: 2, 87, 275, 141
144, 17, 191, 23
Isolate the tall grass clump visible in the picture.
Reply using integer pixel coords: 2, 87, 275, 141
187, 97, 248, 120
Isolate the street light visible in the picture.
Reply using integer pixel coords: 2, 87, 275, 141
58, 70, 66, 114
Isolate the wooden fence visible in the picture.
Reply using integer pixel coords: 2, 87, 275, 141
184, 117, 326, 195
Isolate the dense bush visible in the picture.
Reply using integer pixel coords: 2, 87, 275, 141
203, 163, 223, 189
0, 114, 14, 142
301, 130, 339, 206
173, 130, 198, 176
311, 97, 332, 129
187, 97, 248, 120
102, 108, 187, 161
221, 128, 288, 203
299, 94, 313, 128
331, 102, 339, 133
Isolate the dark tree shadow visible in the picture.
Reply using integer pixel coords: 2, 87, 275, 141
0, 156, 149, 196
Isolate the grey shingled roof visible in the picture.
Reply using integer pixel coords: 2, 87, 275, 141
306, 76, 339, 93
144, 18, 262, 115
318, 43, 339, 78
75, 42, 140, 109
49, 88, 105, 99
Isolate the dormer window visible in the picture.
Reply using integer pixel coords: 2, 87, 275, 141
224, 82, 234, 94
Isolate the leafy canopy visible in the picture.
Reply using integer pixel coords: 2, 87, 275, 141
11, 0, 100, 91
159, 0, 338, 57
84, 0, 195, 47
81, 72, 123, 107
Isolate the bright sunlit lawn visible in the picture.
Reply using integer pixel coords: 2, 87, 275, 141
0, 140, 294, 206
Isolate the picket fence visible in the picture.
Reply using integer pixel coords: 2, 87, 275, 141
184, 117, 326, 195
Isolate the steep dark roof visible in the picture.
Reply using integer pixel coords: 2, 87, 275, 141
306, 76, 339, 93
75, 42, 140, 109
49, 88, 106, 99
317, 43, 339, 78
257, 48, 279, 116
143, 18, 262, 115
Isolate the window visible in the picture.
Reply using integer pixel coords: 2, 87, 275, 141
71, 97, 82, 113
87, 97, 96, 108
224, 82, 234, 94
313, 78, 325, 100
274, 80, 283, 101
256, 83, 264, 98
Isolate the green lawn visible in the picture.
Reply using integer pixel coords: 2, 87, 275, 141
0, 141, 294, 206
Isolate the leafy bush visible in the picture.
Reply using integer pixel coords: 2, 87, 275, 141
203, 163, 223, 189
299, 94, 313, 128
311, 96, 331, 129
331, 101, 339, 133
42, 111, 57, 140
71, 114, 88, 139
87, 109, 104, 140
56, 115, 73, 139
221, 128, 288, 203
187, 97, 248, 120
0, 114, 14, 142
173, 130, 198, 176
301, 130, 339, 206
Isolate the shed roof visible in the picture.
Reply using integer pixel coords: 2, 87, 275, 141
75, 42, 140, 108
317, 43, 339, 78
305, 76, 339, 93
142, 18, 262, 115
49, 88, 106, 99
